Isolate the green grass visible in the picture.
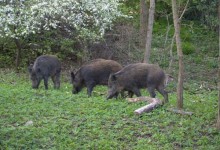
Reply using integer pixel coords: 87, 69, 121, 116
0, 69, 219, 149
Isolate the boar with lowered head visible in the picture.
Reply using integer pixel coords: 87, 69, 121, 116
71, 59, 123, 97
107, 63, 169, 103
28, 55, 61, 89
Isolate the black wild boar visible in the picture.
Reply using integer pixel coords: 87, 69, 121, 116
107, 63, 169, 103
28, 55, 61, 89
71, 59, 123, 97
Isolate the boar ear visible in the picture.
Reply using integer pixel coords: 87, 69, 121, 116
165, 74, 174, 86
28, 64, 33, 73
166, 74, 174, 81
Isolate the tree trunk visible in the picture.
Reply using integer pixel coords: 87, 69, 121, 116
172, 0, 184, 109
143, 0, 155, 63
140, 0, 148, 49
168, 0, 189, 74
14, 38, 22, 72
217, 0, 220, 130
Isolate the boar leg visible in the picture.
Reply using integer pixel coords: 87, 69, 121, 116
51, 76, 56, 89
147, 87, 156, 98
132, 88, 141, 97
55, 71, 61, 89
52, 74, 60, 89
128, 91, 134, 98
119, 91, 125, 98
43, 77, 49, 90
156, 86, 168, 103
86, 81, 96, 97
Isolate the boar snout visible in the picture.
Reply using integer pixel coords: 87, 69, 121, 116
106, 95, 112, 100
32, 85, 38, 89
107, 92, 119, 100
72, 90, 78, 94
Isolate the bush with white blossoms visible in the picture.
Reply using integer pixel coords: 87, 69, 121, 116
0, 0, 125, 40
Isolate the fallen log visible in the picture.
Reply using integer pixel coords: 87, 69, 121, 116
126, 97, 162, 114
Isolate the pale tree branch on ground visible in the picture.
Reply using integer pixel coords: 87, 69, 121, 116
127, 97, 162, 114
127, 96, 193, 115
167, 108, 193, 115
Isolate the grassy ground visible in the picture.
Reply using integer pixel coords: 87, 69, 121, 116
0, 69, 219, 149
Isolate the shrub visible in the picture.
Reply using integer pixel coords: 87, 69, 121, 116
182, 42, 195, 55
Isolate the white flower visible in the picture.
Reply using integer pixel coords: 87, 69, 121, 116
0, 0, 128, 39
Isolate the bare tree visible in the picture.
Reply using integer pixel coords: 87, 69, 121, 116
140, 0, 148, 49
143, 0, 155, 63
14, 38, 22, 72
168, 0, 189, 73
217, 0, 220, 129
172, 0, 184, 109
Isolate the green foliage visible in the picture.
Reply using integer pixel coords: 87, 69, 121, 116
178, 25, 195, 55
0, 38, 16, 68
181, 29, 192, 42
193, 56, 203, 64
0, 70, 219, 149
186, 0, 218, 30
182, 42, 195, 55
207, 58, 218, 69
0, 55, 14, 68
119, 0, 139, 25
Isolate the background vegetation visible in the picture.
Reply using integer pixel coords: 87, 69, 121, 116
0, 0, 219, 149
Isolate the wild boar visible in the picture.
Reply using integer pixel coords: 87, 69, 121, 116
28, 55, 61, 89
107, 63, 169, 103
71, 59, 123, 97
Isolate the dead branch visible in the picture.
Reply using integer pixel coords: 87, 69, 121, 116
127, 97, 162, 114
168, 108, 193, 115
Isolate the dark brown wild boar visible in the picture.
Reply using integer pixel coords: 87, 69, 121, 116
107, 63, 169, 103
71, 59, 123, 97
28, 55, 61, 89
